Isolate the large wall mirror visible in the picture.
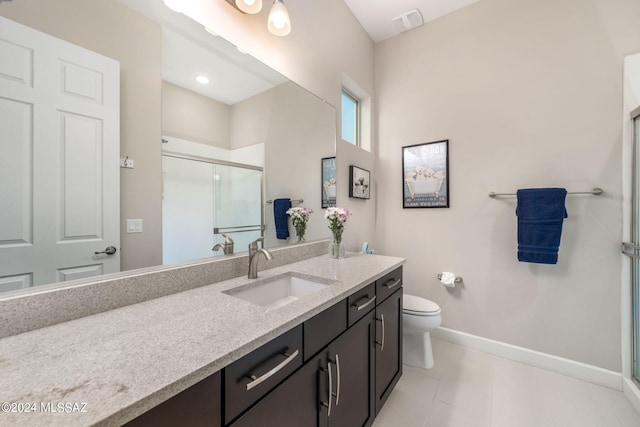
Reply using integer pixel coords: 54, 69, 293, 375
0, 0, 336, 294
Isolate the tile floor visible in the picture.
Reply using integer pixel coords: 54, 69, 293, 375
373, 338, 640, 427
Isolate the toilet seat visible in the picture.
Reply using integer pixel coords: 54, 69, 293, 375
403, 294, 441, 316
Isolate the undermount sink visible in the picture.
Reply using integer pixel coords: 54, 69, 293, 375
224, 272, 335, 311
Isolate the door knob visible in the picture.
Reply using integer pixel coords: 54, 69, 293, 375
95, 246, 117, 255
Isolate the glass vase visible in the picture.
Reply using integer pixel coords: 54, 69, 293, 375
294, 223, 306, 243
329, 228, 345, 259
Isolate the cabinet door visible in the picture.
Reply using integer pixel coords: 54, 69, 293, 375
230, 354, 323, 427
321, 310, 375, 427
375, 288, 403, 414
124, 371, 221, 427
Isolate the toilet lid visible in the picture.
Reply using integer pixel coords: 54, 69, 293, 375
403, 294, 441, 315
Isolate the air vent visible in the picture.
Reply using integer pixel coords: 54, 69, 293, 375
392, 8, 424, 34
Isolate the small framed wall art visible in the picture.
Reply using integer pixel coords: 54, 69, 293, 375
402, 139, 449, 208
349, 165, 370, 199
321, 157, 336, 208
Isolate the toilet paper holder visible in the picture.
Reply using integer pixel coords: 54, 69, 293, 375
437, 273, 463, 284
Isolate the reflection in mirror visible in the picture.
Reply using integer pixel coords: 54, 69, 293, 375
0, 0, 336, 294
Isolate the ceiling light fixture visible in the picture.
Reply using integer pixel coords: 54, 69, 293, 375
225, 0, 291, 37
267, 0, 291, 36
234, 0, 262, 14
196, 75, 210, 84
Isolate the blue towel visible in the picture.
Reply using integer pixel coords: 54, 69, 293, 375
516, 188, 568, 264
274, 198, 291, 240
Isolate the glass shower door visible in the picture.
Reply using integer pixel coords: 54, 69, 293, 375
211, 163, 263, 253
162, 155, 263, 265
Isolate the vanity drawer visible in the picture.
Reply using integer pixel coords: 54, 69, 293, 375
303, 299, 347, 361
376, 267, 403, 304
348, 282, 376, 327
224, 325, 303, 424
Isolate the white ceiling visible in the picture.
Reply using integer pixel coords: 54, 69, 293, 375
344, 0, 481, 42
117, 0, 287, 105
115, 0, 481, 103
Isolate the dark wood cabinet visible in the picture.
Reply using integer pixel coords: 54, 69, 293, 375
124, 371, 221, 427
230, 354, 324, 427
375, 287, 403, 414
128, 267, 403, 427
304, 299, 347, 361
321, 310, 376, 427
232, 311, 375, 427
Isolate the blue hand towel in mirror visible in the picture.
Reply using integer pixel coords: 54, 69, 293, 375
516, 188, 568, 264
274, 198, 291, 240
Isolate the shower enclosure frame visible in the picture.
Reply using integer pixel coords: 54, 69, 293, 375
161, 151, 264, 264
632, 108, 640, 387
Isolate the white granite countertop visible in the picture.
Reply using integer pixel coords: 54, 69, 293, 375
0, 252, 404, 426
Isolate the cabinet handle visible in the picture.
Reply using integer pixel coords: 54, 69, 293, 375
352, 295, 376, 311
383, 278, 401, 290
330, 354, 341, 406
245, 349, 299, 391
321, 361, 333, 416
376, 314, 385, 352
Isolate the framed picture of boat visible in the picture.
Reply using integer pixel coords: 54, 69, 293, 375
349, 165, 370, 199
322, 157, 336, 208
402, 140, 449, 208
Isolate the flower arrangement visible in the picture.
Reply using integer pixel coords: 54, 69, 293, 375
286, 207, 313, 242
324, 207, 352, 258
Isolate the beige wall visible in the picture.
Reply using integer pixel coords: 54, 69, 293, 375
375, 0, 640, 371
230, 89, 273, 149
176, 0, 377, 252
263, 82, 336, 248
0, 0, 163, 271
162, 81, 230, 148
1, 0, 375, 270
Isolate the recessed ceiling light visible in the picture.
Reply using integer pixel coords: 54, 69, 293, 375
196, 75, 210, 84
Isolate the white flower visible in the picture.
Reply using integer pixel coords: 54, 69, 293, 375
286, 207, 313, 227
325, 207, 352, 230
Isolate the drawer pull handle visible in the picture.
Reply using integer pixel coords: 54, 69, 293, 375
383, 278, 401, 290
352, 295, 376, 311
321, 361, 333, 416
245, 349, 299, 391
376, 314, 385, 352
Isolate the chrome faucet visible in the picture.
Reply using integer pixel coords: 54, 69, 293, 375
212, 233, 234, 255
248, 237, 274, 279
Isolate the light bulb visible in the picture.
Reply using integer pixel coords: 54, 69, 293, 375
268, 0, 291, 36
235, 0, 262, 14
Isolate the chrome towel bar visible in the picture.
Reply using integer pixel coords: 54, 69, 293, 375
214, 225, 265, 234
266, 198, 304, 204
488, 187, 603, 198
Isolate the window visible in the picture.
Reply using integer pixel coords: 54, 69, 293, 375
341, 74, 371, 152
342, 90, 359, 146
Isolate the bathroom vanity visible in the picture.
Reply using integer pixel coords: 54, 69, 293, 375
127, 267, 403, 427
0, 245, 404, 427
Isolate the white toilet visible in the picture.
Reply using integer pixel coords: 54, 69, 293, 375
403, 294, 442, 369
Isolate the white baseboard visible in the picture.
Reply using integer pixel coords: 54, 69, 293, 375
624, 378, 640, 414
432, 327, 622, 391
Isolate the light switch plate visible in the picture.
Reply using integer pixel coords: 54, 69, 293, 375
126, 219, 143, 233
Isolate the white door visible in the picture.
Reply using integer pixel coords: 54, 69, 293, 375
0, 17, 120, 291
